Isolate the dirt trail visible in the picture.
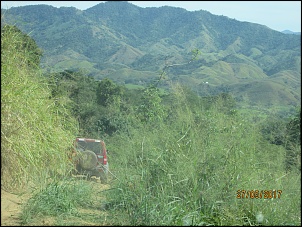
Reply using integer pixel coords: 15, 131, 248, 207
1, 189, 30, 226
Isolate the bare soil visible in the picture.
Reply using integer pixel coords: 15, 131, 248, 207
1, 189, 30, 226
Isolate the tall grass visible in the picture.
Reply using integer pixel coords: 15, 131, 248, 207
1, 24, 78, 192
20, 179, 94, 224
104, 83, 300, 225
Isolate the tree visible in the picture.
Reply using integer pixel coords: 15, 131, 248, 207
286, 108, 301, 146
285, 108, 301, 171
96, 78, 124, 107
137, 85, 167, 123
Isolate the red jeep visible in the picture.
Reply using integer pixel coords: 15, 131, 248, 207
71, 138, 109, 183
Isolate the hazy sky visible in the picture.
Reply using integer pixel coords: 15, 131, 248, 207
1, 1, 301, 32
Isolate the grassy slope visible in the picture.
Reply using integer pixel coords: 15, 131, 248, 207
1, 25, 78, 192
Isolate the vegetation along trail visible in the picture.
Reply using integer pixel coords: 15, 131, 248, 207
1, 2, 300, 226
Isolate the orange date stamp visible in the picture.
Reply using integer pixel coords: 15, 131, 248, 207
237, 190, 282, 199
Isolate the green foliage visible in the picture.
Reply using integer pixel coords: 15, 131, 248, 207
191, 48, 201, 61
97, 78, 124, 107
21, 180, 93, 224
48, 73, 136, 137
1, 24, 78, 191
96, 108, 132, 137
2, 9, 300, 225
47, 70, 100, 137
261, 116, 287, 145
136, 85, 167, 123
260, 108, 301, 171
1, 25, 43, 67
104, 83, 300, 226
286, 108, 301, 146
2, 3, 300, 111
284, 108, 301, 171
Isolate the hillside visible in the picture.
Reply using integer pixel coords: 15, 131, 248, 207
2, 17, 301, 226
1, 1, 301, 109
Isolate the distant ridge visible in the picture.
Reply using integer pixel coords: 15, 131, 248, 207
1, 1, 301, 109
281, 30, 301, 35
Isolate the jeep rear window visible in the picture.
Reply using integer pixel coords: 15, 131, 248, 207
76, 141, 101, 154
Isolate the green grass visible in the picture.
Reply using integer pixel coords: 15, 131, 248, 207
102, 84, 301, 226
21, 180, 92, 220
20, 178, 109, 226
1, 24, 78, 192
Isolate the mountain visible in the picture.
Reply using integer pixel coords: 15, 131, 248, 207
281, 30, 301, 35
1, 1, 301, 110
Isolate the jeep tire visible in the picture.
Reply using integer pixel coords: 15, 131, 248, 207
79, 150, 98, 170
